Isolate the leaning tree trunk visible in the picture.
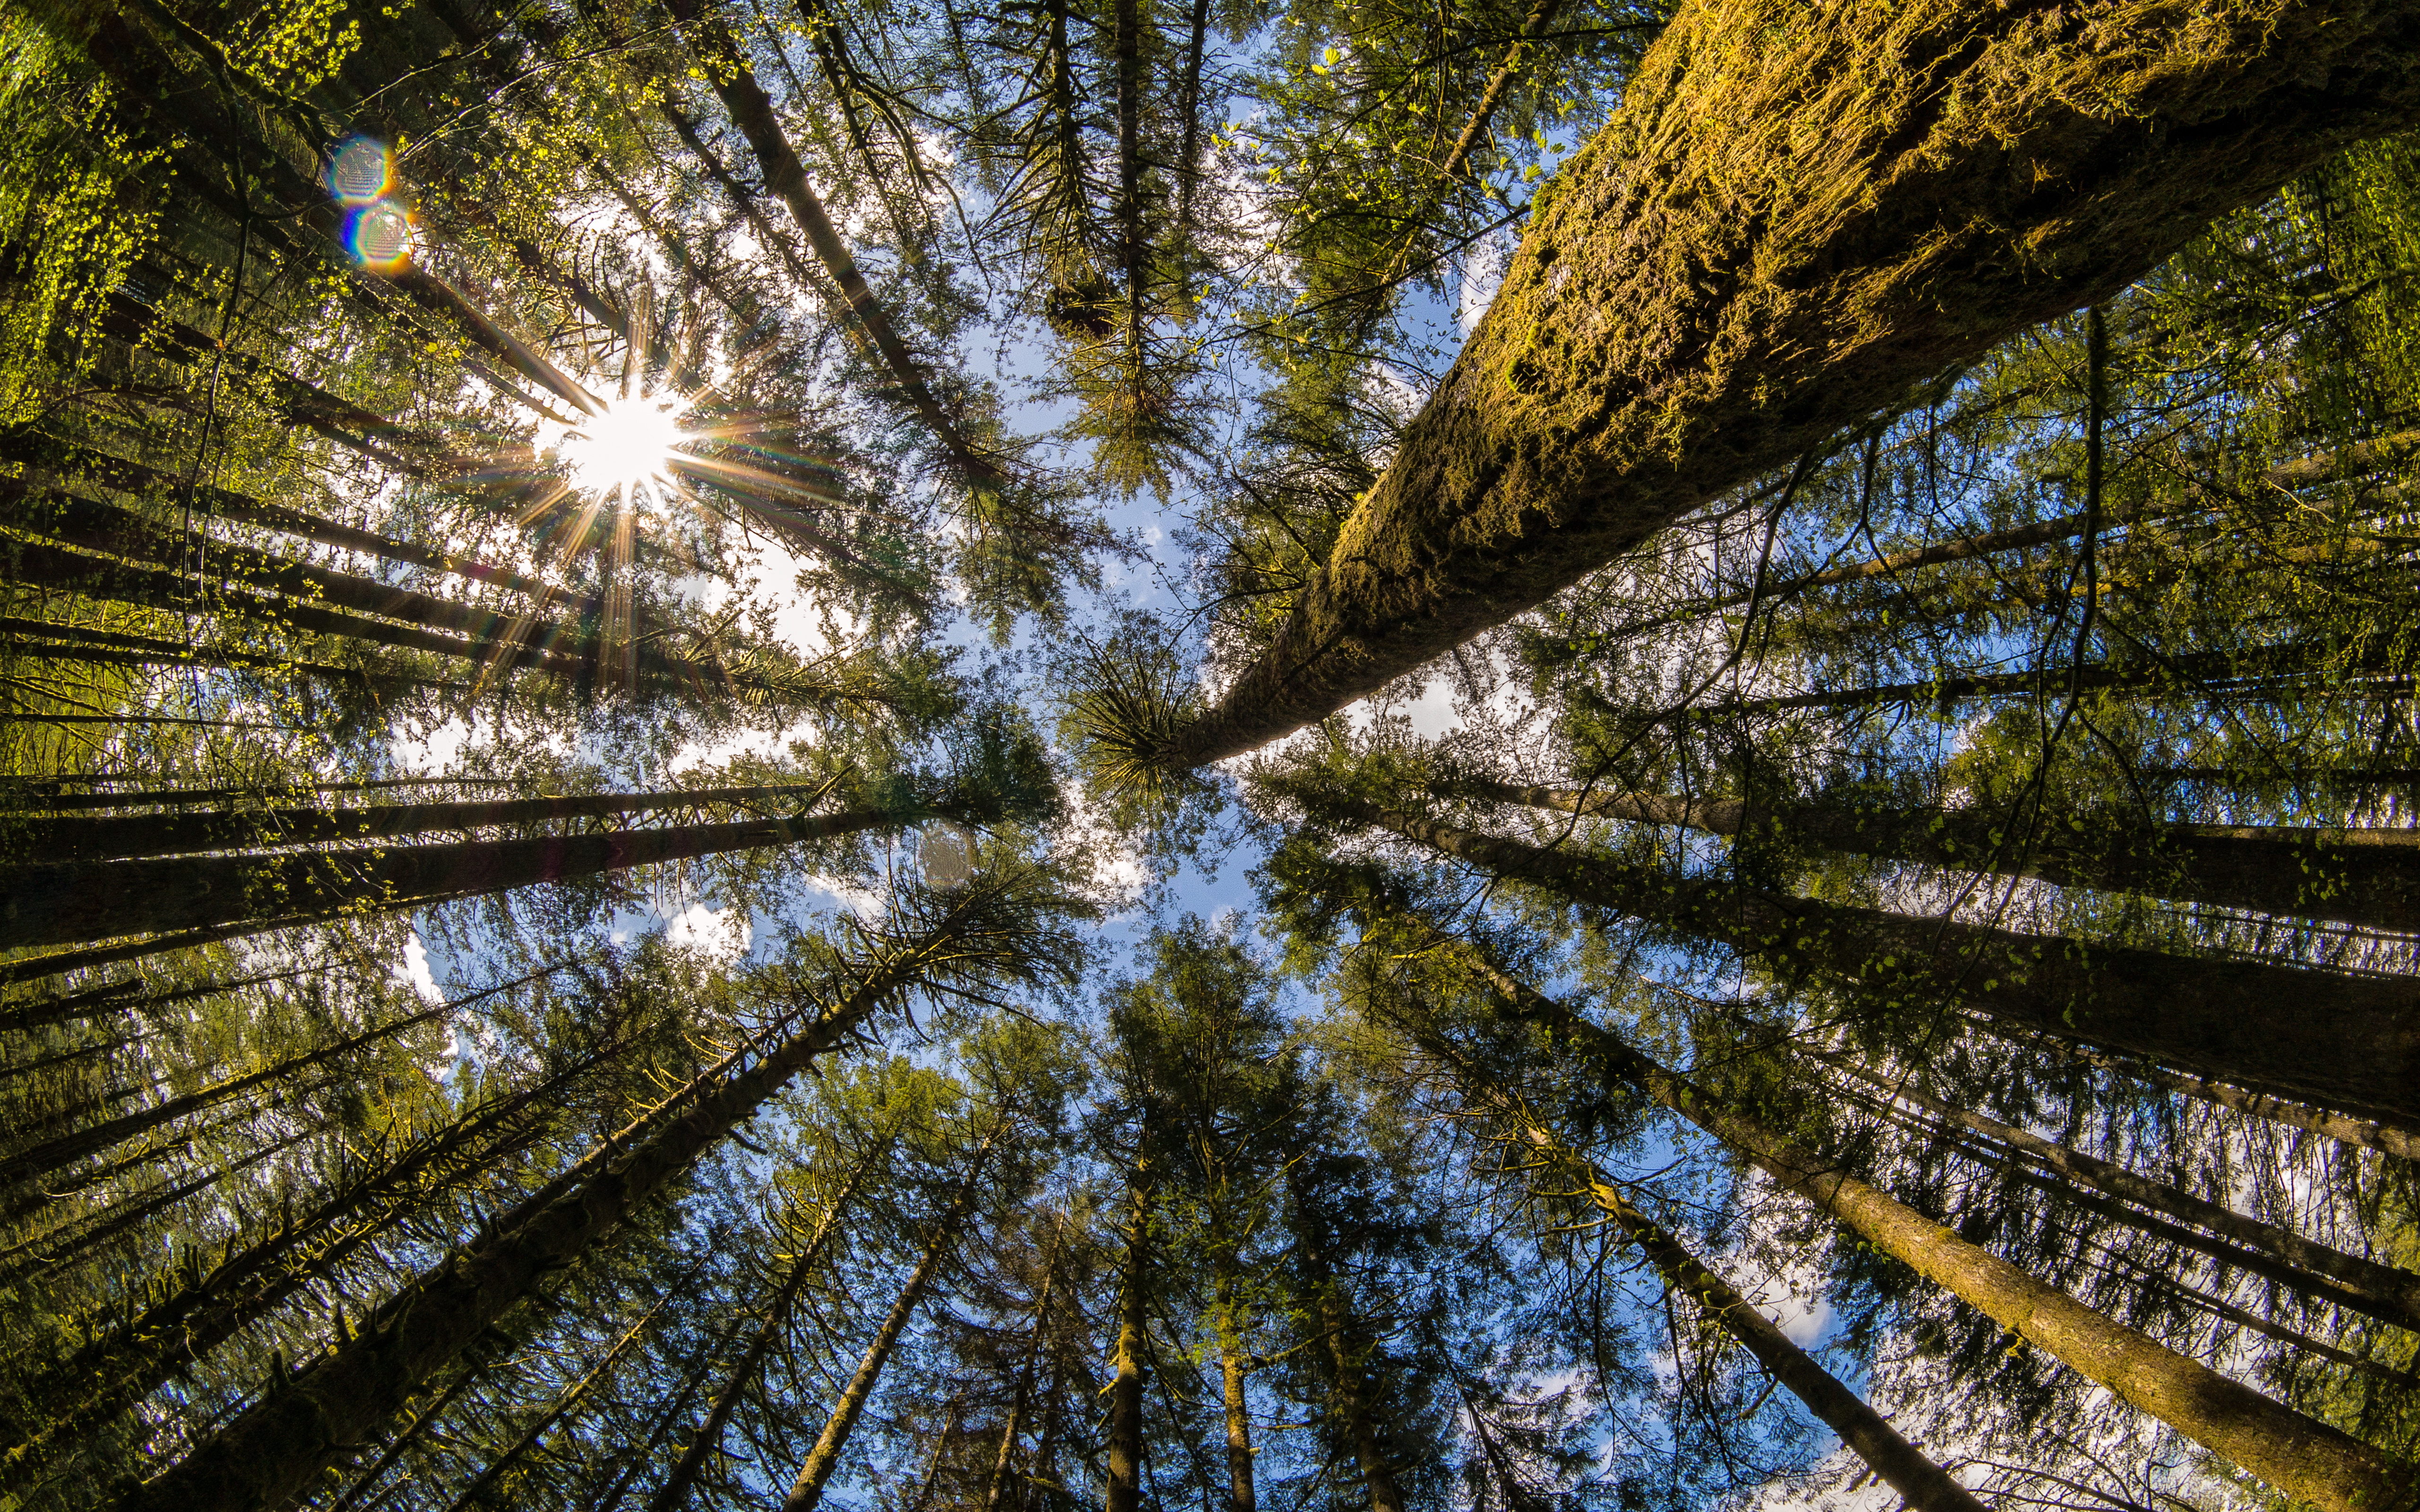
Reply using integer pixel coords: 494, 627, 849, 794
1809, 1050, 2420, 1332
434, 1296, 673, 1512
106, 885, 1011, 1512
647, 1146, 880, 1512
1156, 0, 2420, 767
1452, 949, 2418, 1512
0, 807, 896, 951
779, 1128, 997, 1512
2024, 1036, 2420, 1162
4, 1028, 616, 1469
1453, 779, 2420, 934
1430, 1046, 1987, 1512
659, 0, 997, 488
1347, 802, 2420, 1126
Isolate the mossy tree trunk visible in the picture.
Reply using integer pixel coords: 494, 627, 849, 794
1161, 0, 2420, 766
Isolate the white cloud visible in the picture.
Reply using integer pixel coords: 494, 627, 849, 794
398, 933, 443, 1003
665, 900, 752, 963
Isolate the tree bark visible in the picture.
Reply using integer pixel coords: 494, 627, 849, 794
648, 1145, 882, 1512
1454, 954, 2419, 1512
781, 1127, 999, 1512
983, 1221, 1065, 1512
1161, 0, 2420, 766
1105, 1145, 1153, 1512
2, 1027, 611, 1464
1351, 803, 2420, 1126
0, 807, 893, 951
18, 780, 834, 863
1812, 1051, 2420, 1332
109, 886, 1013, 1512
2022, 1036, 2420, 1163
1454, 779, 2420, 934
1213, 1259, 1256, 1512
435, 1295, 672, 1512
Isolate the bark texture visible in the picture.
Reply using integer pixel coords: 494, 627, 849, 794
1815, 1053, 2420, 1332
1105, 1152, 1153, 1512
1167, 0, 2420, 765
1360, 805, 2420, 1124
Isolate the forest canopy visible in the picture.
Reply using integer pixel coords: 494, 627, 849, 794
4, 0, 2420, 1510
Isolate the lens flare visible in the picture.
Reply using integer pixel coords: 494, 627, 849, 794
345, 202, 415, 272
557, 396, 690, 498
325, 137, 394, 205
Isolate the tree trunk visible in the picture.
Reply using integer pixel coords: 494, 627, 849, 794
658, 0, 998, 488
1438, 1054, 1987, 1512
984, 1222, 1065, 1512
1457, 954, 2419, 1512
0, 972, 530, 1191
645, 1147, 876, 1512
1158, 0, 2420, 766
1213, 1259, 1255, 1512
109, 885, 1013, 1512
1454, 779, 2420, 934
0, 433, 543, 593
1353, 803, 2420, 1126
17, 779, 834, 862
0, 807, 894, 951
4, 1027, 611, 1462
435, 1295, 672, 1512
1105, 1146, 1153, 1512
2023, 1035, 2420, 1163
1813, 1051, 2420, 1332
781, 1127, 999, 1512
1289, 1178, 1403, 1512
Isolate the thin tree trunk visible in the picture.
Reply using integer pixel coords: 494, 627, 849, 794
1454, 951, 2418, 1512
984, 1221, 1065, 1512
588, 1349, 726, 1512
0, 969, 546, 1190
2016, 1033, 2420, 1163
19, 779, 833, 862
0, 807, 894, 951
1437, 1055, 1987, 1512
6, 1030, 611, 1459
1812, 1051, 2420, 1331
1156, 0, 2420, 766
1288, 1176, 1403, 1512
1350, 802, 2420, 1126
658, 0, 998, 488
0, 433, 543, 593
781, 1126, 1001, 1512
110, 885, 1012, 1512
434, 1295, 673, 1512
649, 1144, 888, 1512
1703, 639, 2407, 719
1453, 779, 2420, 934
1105, 1143, 1154, 1512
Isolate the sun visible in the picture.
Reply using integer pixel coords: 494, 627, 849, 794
557, 396, 691, 500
